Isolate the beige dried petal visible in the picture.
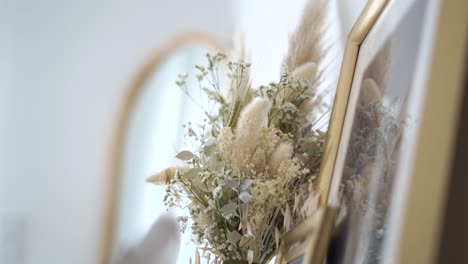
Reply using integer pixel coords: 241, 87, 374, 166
268, 142, 294, 176
246, 222, 254, 237
247, 250, 254, 264
283, 203, 292, 231
251, 148, 266, 174
301, 193, 319, 218
292, 194, 301, 213
146, 166, 186, 185
275, 227, 281, 248
195, 249, 200, 264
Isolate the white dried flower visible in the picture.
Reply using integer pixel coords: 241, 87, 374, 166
247, 250, 254, 264
212, 186, 223, 199
257, 127, 281, 157
216, 127, 235, 164
277, 158, 304, 180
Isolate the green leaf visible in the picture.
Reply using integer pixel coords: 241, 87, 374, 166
175, 151, 196, 160
239, 192, 252, 203
225, 176, 238, 190
240, 179, 253, 191
221, 202, 237, 214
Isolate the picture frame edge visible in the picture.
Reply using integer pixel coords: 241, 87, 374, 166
316, 0, 389, 207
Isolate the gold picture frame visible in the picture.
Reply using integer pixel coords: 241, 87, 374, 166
316, 0, 468, 263
386, 0, 468, 263
316, 0, 389, 207
275, 207, 337, 264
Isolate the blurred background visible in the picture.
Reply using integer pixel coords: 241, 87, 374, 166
0, 0, 367, 263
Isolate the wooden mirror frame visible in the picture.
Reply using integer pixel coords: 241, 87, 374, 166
98, 32, 227, 264
316, 0, 468, 263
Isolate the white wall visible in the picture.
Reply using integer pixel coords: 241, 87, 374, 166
0, 1, 233, 264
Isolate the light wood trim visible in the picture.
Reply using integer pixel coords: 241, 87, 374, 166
394, 0, 468, 262
316, 0, 388, 206
98, 32, 227, 264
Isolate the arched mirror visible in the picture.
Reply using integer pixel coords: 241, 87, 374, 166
102, 33, 227, 264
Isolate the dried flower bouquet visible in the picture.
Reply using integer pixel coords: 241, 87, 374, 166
147, 1, 330, 263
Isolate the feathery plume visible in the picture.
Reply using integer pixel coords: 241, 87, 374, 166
234, 98, 271, 168
282, 0, 328, 72
292, 61, 318, 84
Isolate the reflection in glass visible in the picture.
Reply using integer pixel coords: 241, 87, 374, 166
334, 1, 429, 263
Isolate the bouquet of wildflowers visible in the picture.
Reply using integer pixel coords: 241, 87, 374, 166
147, 1, 331, 263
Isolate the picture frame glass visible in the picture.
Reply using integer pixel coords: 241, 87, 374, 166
330, 0, 432, 263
